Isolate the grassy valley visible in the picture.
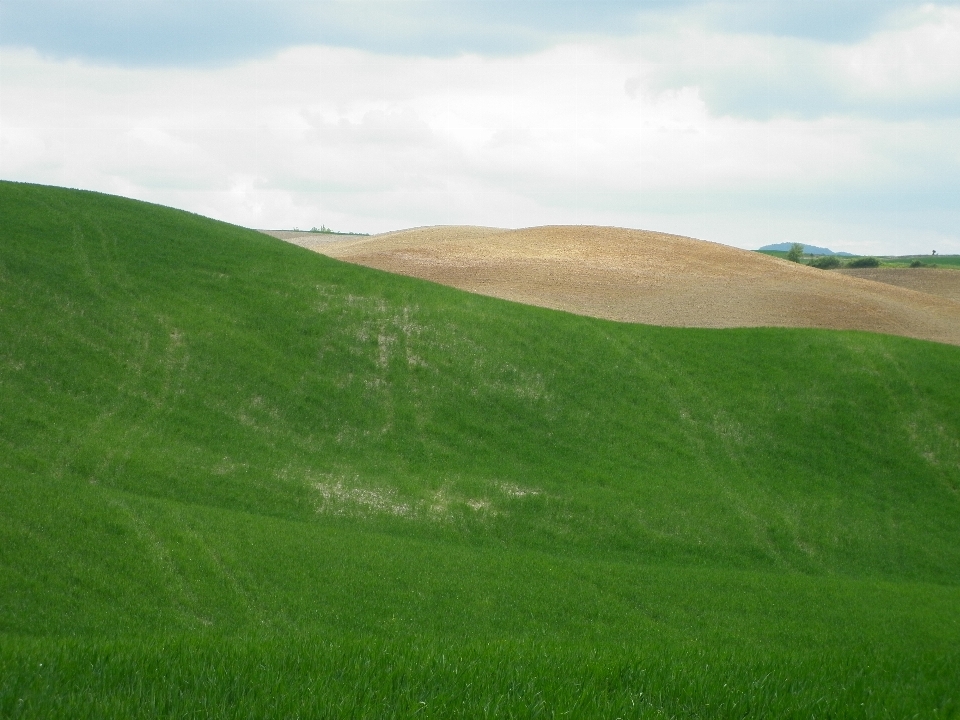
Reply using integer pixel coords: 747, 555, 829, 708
2, 181, 959, 717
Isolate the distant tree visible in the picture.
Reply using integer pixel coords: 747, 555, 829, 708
787, 243, 804, 263
846, 257, 880, 268
809, 255, 840, 269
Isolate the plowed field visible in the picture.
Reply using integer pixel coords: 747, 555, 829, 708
263, 226, 960, 346
838, 268, 960, 303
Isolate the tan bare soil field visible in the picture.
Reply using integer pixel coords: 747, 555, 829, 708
837, 268, 960, 304
262, 226, 960, 346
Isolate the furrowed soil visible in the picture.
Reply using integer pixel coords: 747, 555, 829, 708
264, 226, 960, 346
838, 267, 960, 303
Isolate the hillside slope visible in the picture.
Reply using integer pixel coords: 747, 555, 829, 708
3, 182, 960, 717
271, 225, 960, 346
838, 267, 960, 303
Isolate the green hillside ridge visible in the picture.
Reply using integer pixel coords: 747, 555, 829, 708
1, 181, 959, 717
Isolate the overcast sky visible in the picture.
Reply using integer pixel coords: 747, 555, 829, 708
1, 1, 959, 253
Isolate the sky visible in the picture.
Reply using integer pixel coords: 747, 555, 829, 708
1, 1, 959, 254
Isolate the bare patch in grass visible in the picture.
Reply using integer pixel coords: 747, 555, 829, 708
310, 476, 545, 521
497, 482, 542, 498
315, 480, 414, 518
313, 476, 504, 521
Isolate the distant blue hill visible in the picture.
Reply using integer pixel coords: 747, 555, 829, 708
758, 243, 854, 257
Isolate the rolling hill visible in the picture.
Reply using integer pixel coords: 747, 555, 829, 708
2, 181, 960, 717
269, 225, 960, 347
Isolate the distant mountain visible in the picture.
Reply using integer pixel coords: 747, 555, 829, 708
758, 243, 854, 257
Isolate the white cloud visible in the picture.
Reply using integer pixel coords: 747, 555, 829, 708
2, 16, 959, 254
839, 5, 960, 101
640, 5, 960, 118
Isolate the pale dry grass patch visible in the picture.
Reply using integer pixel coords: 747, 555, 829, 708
310, 475, 522, 522
307, 473, 547, 521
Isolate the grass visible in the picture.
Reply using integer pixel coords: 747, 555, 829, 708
876, 255, 960, 269
4, 628, 958, 718
2, 180, 960, 717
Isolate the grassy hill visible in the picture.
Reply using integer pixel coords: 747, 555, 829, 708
1, 181, 959, 717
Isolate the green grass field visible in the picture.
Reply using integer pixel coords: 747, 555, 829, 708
2, 181, 960, 717
879, 255, 960, 268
